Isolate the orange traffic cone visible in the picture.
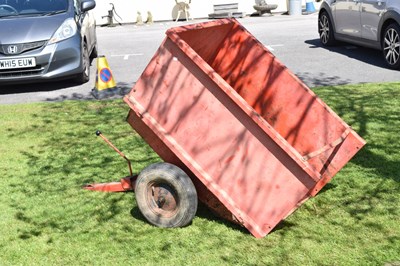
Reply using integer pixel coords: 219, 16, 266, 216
91, 55, 120, 99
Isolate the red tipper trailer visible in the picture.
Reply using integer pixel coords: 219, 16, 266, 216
89, 19, 366, 238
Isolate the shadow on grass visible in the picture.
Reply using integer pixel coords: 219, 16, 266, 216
5, 82, 400, 246
307, 84, 400, 238
195, 203, 249, 234
129, 201, 250, 236
315, 84, 400, 183
5, 100, 161, 241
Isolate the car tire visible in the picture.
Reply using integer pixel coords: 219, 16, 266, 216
90, 43, 98, 59
75, 42, 90, 84
135, 162, 198, 228
382, 23, 400, 69
319, 11, 335, 46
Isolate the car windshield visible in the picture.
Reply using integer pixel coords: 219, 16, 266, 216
0, 0, 68, 17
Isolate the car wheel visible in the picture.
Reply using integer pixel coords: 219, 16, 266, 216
319, 11, 335, 46
75, 42, 90, 84
135, 162, 198, 228
382, 23, 400, 69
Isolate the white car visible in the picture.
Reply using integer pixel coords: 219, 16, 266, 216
318, 0, 400, 69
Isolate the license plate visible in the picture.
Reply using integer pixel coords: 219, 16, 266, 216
0, 57, 36, 70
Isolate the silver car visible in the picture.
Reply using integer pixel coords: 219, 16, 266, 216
0, 0, 97, 84
318, 0, 400, 69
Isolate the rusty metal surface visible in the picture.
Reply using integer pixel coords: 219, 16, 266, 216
83, 176, 136, 192
123, 18, 366, 238
83, 131, 136, 193
146, 181, 179, 218
96, 130, 133, 176
126, 110, 235, 224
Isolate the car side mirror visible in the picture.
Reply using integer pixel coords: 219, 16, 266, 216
81, 0, 96, 12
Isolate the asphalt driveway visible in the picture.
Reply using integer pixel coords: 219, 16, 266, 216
0, 13, 398, 104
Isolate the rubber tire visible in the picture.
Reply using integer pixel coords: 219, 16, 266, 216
74, 42, 90, 84
382, 23, 400, 70
135, 162, 198, 228
90, 43, 98, 59
319, 11, 336, 46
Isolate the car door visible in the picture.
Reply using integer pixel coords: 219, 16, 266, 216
360, 0, 387, 41
334, 0, 362, 38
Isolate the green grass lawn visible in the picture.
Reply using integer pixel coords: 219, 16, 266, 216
0, 83, 399, 265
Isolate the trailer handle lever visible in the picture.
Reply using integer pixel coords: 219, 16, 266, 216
96, 130, 133, 177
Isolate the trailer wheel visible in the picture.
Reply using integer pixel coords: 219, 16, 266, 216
135, 162, 198, 228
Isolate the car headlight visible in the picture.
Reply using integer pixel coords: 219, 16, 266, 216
48, 18, 77, 44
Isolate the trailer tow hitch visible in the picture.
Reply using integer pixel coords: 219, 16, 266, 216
83, 130, 137, 192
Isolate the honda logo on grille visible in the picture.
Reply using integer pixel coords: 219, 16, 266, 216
7, 45, 18, 54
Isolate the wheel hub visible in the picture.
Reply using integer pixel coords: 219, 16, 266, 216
319, 15, 330, 44
147, 183, 178, 217
384, 28, 400, 65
